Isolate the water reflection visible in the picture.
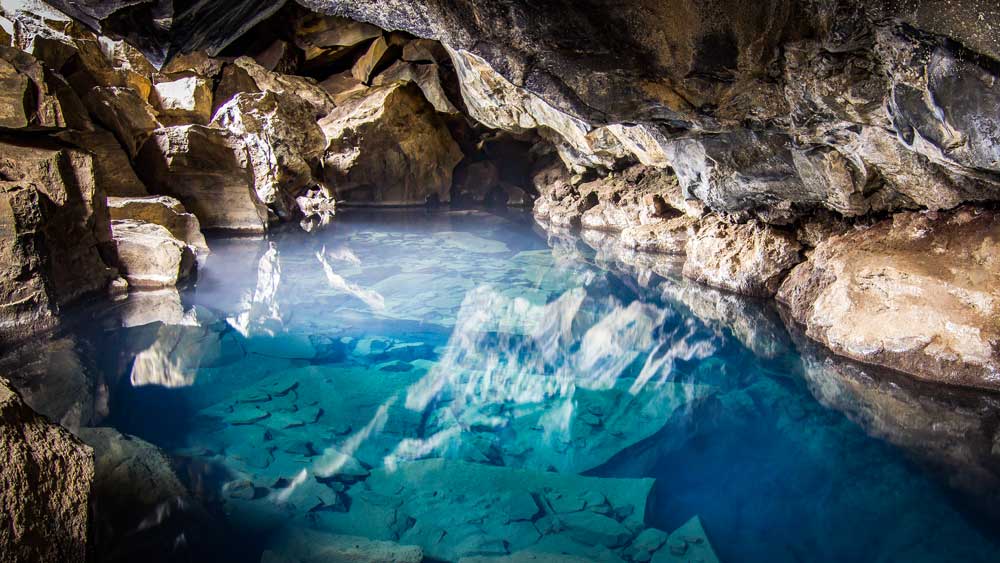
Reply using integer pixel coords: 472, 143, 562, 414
1, 211, 999, 563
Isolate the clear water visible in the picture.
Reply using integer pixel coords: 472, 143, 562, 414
4, 210, 1000, 563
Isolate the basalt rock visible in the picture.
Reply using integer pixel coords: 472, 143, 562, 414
777, 206, 1000, 391
683, 216, 802, 298
136, 125, 268, 233
107, 195, 208, 255
320, 82, 463, 205
211, 90, 326, 218
0, 138, 115, 337
0, 378, 94, 563
111, 220, 196, 288
0, 45, 69, 129
150, 76, 213, 125
55, 128, 148, 196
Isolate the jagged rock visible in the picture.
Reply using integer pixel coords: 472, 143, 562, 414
228, 56, 334, 117
55, 128, 148, 196
212, 90, 326, 217
447, 47, 626, 172
85, 86, 160, 157
253, 39, 300, 74
293, 11, 381, 70
620, 216, 698, 255
159, 51, 224, 78
371, 59, 459, 114
107, 196, 208, 255
577, 165, 689, 232
0, 139, 114, 336
151, 76, 213, 125
0, 378, 93, 563
320, 82, 463, 205
401, 38, 449, 64
318, 70, 369, 104
777, 206, 1000, 390
111, 220, 196, 288
0, 45, 69, 129
137, 125, 268, 233
212, 62, 259, 114
352, 35, 391, 84
683, 216, 802, 297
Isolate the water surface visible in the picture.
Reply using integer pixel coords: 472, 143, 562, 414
4, 210, 1000, 563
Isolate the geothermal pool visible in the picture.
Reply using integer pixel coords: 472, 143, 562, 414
4, 210, 1000, 562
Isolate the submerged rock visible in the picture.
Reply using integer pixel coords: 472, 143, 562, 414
320, 82, 463, 205
778, 206, 1000, 390
683, 216, 802, 298
137, 125, 268, 233
0, 378, 93, 563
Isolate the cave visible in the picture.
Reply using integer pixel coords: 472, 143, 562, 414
1, 1, 1000, 562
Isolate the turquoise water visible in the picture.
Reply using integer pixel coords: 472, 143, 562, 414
5, 210, 1000, 562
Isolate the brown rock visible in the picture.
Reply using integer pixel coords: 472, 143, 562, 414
0, 45, 68, 129
0, 139, 114, 337
371, 60, 458, 114
55, 128, 148, 197
777, 206, 1000, 391
620, 216, 698, 255
107, 196, 208, 256
230, 56, 334, 117
352, 35, 391, 84
136, 125, 268, 233
150, 76, 213, 125
319, 70, 369, 105
212, 62, 259, 115
111, 220, 196, 288
85, 86, 160, 157
320, 82, 463, 205
0, 378, 93, 563
683, 216, 802, 297
212, 90, 326, 217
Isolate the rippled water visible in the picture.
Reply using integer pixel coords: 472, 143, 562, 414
4, 210, 1000, 563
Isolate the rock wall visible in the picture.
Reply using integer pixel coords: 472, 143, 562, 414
1, 0, 999, 390
0, 377, 94, 563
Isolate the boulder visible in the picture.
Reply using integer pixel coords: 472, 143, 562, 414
352, 35, 392, 84
292, 12, 381, 71
0, 45, 68, 129
683, 216, 802, 297
0, 378, 93, 563
55, 128, 148, 196
85, 86, 160, 157
211, 91, 326, 218
111, 220, 196, 288
320, 82, 463, 205
226, 56, 334, 117
777, 206, 1000, 391
136, 125, 268, 233
0, 139, 114, 337
620, 216, 698, 255
318, 70, 369, 104
107, 196, 208, 255
371, 59, 459, 114
212, 62, 259, 115
150, 76, 213, 125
